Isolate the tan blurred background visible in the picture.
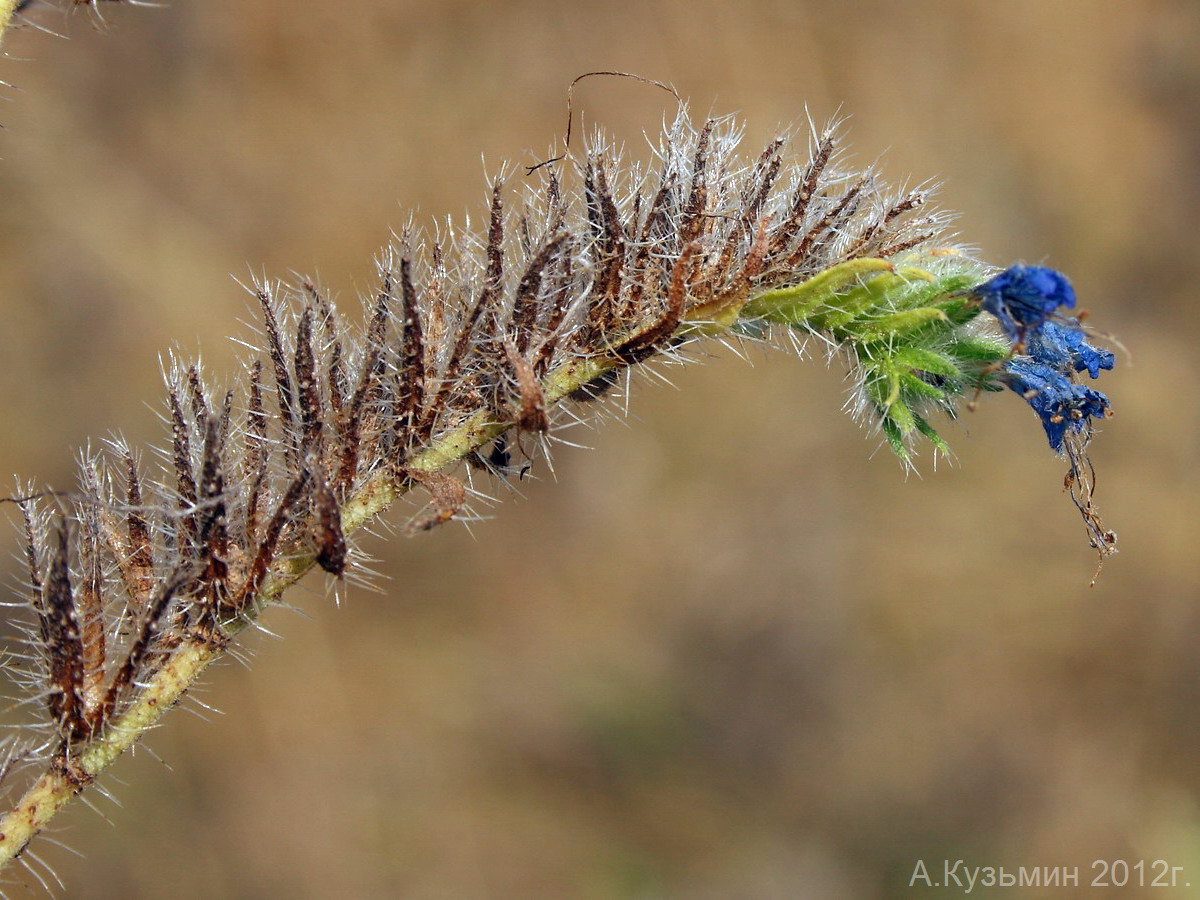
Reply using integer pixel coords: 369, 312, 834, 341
0, 1, 1197, 897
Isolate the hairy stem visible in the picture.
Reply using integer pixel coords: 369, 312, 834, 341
1, 225, 1021, 863
0, 0, 20, 44
0, 317, 665, 868
0, 73, 1097, 874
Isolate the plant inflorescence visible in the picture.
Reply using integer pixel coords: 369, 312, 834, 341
0, 6, 1118, 887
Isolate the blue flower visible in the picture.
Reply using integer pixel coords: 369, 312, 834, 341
976, 264, 1115, 451
1002, 358, 1112, 451
1025, 319, 1115, 379
974, 266, 1117, 554
974, 264, 1076, 341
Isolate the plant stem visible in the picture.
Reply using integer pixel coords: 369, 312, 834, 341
0, 0, 21, 45
0, 323, 661, 868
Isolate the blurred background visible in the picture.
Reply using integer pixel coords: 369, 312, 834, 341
0, 0, 1197, 896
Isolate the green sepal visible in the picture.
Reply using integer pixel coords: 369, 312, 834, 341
881, 419, 906, 457
885, 393, 917, 432
739, 258, 1006, 461
888, 347, 962, 378
899, 372, 951, 402
803, 267, 935, 332
932, 297, 983, 330
944, 336, 1009, 364
864, 369, 913, 422
912, 413, 951, 453
855, 306, 948, 340
742, 258, 894, 324
918, 273, 983, 301
877, 393, 951, 460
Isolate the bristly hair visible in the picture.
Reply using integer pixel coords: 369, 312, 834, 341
4, 107, 1109, 870
3, 109, 962, 747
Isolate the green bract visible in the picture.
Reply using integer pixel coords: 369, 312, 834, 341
743, 259, 1008, 458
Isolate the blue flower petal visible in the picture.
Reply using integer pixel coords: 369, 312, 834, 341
1026, 319, 1115, 379
1001, 358, 1112, 451
974, 264, 1076, 341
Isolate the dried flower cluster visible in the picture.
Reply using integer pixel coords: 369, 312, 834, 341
0, 107, 1116, 881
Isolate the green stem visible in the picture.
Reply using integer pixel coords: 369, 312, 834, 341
0, 0, 21, 46
3, 245, 941, 865
0, 250, 994, 865
0, 321, 668, 868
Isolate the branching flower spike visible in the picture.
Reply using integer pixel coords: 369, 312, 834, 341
0, 105, 1119, 880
